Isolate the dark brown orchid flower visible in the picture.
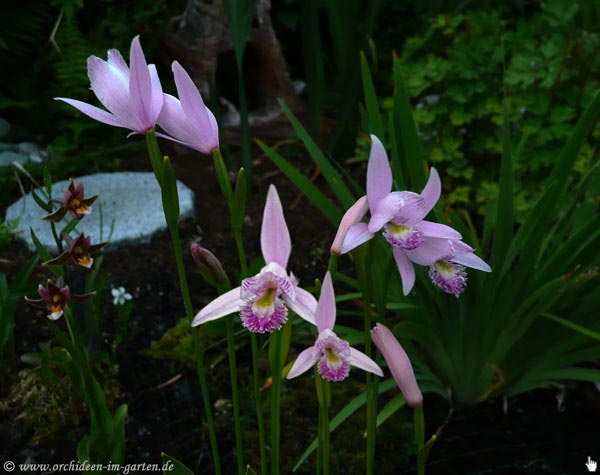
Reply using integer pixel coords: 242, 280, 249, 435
25, 278, 95, 320
42, 179, 99, 222
43, 233, 107, 269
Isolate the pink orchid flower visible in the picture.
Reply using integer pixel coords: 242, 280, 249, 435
192, 185, 317, 333
287, 272, 383, 382
337, 135, 490, 296
156, 61, 219, 155
55, 36, 163, 135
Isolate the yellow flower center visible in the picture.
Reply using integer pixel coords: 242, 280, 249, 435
255, 288, 276, 309
325, 347, 340, 363
53, 295, 61, 303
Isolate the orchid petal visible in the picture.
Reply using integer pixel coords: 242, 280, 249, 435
371, 323, 423, 407
331, 196, 369, 254
404, 237, 454, 266
284, 287, 317, 325
316, 272, 336, 333
367, 135, 392, 212
128, 36, 153, 131
421, 167, 441, 216
86, 55, 133, 124
419, 221, 462, 240
340, 222, 374, 254
192, 287, 243, 326
148, 64, 164, 123
54, 98, 128, 129
369, 191, 424, 232
451, 251, 491, 272
173, 61, 211, 132
287, 346, 319, 379
348, 347, 383, 376
393, 248, 416, 296
107, 48, 129, 76
261, 185, 291, 268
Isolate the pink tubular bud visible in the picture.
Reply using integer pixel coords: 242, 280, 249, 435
191, 243, 228, 285
371, 323, 423, 407
330, 195, 369, 255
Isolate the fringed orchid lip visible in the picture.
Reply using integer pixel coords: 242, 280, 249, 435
315, 329, 352, 382
25, 279, 95, 320
383, 223, 425, 250
429, 259, 467, 296
239, 263, 293, 333
286, 272, 383, 382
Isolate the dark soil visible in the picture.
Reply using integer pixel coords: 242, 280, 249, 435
1, 144, 600, 474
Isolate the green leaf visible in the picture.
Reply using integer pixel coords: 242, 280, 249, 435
221, 0, 256, 65
31, 188, 51, 212
43, 167, 52, 196
257, 139, 342, 225
30, 228, 63, 277
491, 100, 514, 270
161, 157, 180, 228
161, 453, 194, 475
60, 218, 79, 236
212, 148, 234, 208
76, 435, 92, 463
540, 313, 600, 342
278, 100, 356, 209
109, 403, 127, 465
360, 52, 385, 139
376, 393, 406, 427
231, 168, 247, 233
392, 54, 426, 189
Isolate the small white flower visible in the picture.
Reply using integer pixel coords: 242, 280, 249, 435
112, 286, 132, 306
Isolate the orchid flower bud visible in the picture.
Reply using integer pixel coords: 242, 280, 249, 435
330, 195, 370, 255
191, 243, 229, 286
371, 323, 423, 407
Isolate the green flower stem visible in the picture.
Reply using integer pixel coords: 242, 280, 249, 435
270, 330, 282, 475
226, 315, 245, 475
315, 377, 323, 475
327, 254, 338, 280
353, 245, 377, 475
321, 379, 331, 475
414, 404, 425, 449
414, 404, 427, 475
144, 129, 164, 185
251, 332, 268, 475
145, 131, 221, 475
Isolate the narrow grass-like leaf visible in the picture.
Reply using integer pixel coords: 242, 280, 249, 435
360, 52, 384, 139
540, 313, 600, 342
392, 53, 426, 189
278, 100, 356, 208
31, 188, 51, 212
231, 168, 247, 233
491, 101, 513, 270
257, 139, 342, 225
161, 453, 194, 475
376, 393, 406, 427
301, 0, 325, 135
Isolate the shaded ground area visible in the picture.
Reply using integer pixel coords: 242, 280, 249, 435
1, 145, 599, 474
